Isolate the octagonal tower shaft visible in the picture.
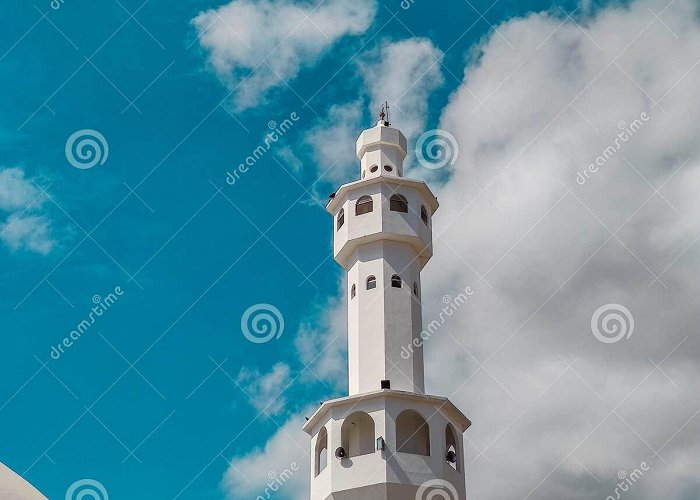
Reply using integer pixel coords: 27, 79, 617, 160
327, 120, 438, 396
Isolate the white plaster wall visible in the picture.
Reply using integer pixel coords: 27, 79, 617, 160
346, 239, 423, 394
336, 182, 435, 395
360, 147, 404, 179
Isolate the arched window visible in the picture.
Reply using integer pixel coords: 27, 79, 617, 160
356, 195, 373, 215
445, 424, 459, 471
366, 275, 376, 290
421, 205, 429, 225
391, 274, 402, 288
341, 412, 375, 457
337, 208, 345, 230
413, 282, 418, 296
396, 410, 430, 456
390, 194, 408, 213
351, 284, 356, 299
315, 427, 328, 476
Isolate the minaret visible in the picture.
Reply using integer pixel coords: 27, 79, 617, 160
303, 107, 471, 499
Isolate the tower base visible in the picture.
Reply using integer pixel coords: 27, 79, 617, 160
320, 482, 462, 500
303, 390, 469, 500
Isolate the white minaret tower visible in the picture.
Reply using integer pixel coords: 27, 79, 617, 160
303, 105, 471, 499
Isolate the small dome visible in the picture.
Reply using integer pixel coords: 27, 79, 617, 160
0, 462, 47, 500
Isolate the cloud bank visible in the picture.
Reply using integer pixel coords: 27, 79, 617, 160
431, 0, 700, 497
223, 0, 700, 498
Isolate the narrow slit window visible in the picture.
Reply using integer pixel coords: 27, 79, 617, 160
315, 427, 328, 476
421, 205, 429, 225
337, 208, 345, 230
366, 275, 377, 290
351, 284, 356, 299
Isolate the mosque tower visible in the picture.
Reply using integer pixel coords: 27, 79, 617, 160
303, 105, 471, 499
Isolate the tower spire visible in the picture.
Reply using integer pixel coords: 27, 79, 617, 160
303, 116, 470, 500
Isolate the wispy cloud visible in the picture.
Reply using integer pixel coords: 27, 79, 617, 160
236, 362, 292, 416
0, 167, 44, 212
0, 167, 55, 255
304, 38, 444, 182
193, 0, 377, 110
1, 214, 54, 255
305, 101, 363, 182
222, 407, 311, 500
361, 38, 444, 145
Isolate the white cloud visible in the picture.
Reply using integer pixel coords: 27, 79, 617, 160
1, 214, 54, 255
361, 38, 444, 145
222, 408, 311, 500
0, 168, 43, 212
427, 0, 700, 497
305, 101, 363, 183
223, 0, 700, 498
236, 362, 293, 416
193, 0, 376, 110
0, 168, 55, 255
304, 38, 444, 181
294, 294, 347, 390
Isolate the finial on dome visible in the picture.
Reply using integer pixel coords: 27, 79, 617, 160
378, 101, 390, 126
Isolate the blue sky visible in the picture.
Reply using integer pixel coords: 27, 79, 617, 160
2, 0, 700, 499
